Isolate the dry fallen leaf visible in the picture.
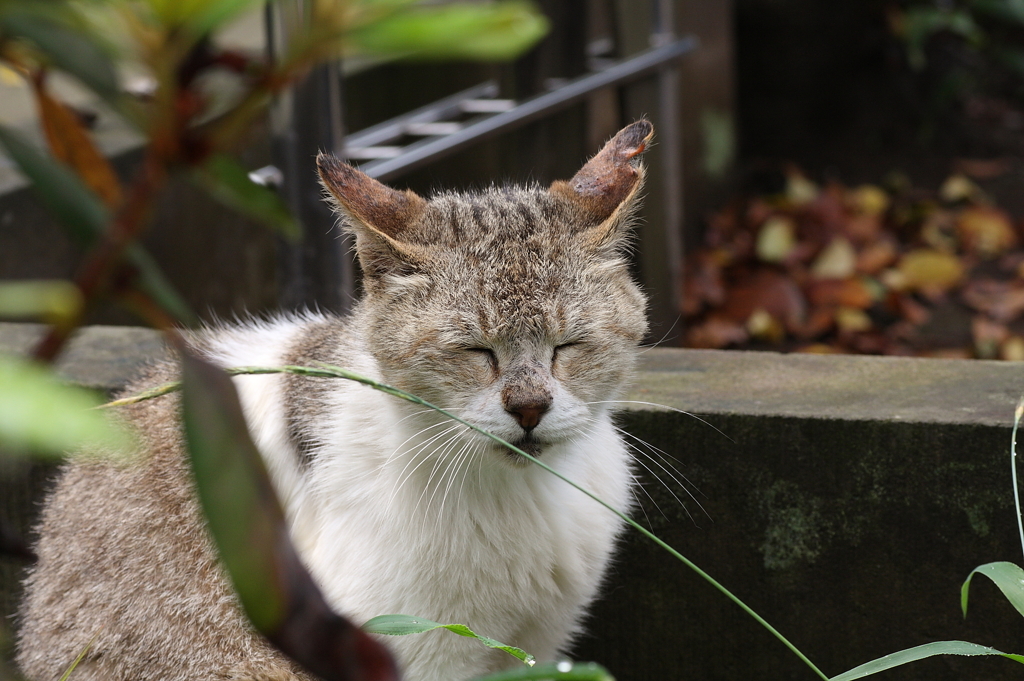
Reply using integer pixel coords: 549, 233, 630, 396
836, 306, 872, 333
897, 249, 964, 292
961, 279, 1024, 321
1001, 336, 1024, 361
811, 237, 857, 280
957, 206, 1016, 257
686, 315, 749, 349
971, 315, 1009, 359
847, 184, 890, 216
857, 239, 898, 274
939, 173, 980, 203
746, 308, 786, 343
684, 164, 1024, 360
756, 216, 797, 263
720, 269, 807, 331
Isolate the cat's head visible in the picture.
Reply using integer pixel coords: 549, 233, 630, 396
318, 121, 652, 464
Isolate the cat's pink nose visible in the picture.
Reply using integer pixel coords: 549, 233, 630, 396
506, 400, 550, 431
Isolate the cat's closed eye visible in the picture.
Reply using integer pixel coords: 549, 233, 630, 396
553, 342, 581, 364
466, 347, 498, 372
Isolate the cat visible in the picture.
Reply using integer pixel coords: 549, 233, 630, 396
16, 120, 654, 681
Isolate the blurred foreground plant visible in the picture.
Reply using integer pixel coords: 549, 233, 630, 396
0, 0, 545, 678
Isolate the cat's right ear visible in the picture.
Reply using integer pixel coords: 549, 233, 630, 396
317, 153, 427, 278
550, 120, 653, 248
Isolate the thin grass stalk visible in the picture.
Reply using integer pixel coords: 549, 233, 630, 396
107, 362, 830, 680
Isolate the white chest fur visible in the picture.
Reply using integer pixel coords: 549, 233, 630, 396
205, 317, 634, 681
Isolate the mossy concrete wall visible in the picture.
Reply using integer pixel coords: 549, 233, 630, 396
3, 325, 1024, 680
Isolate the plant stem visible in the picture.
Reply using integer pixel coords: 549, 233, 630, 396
1013, 397, 1024, 562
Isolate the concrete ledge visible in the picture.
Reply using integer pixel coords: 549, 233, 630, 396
3, 324, 1024, 680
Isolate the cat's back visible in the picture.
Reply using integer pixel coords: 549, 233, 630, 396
14, 314, 349, 681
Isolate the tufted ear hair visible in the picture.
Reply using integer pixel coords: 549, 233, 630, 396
317, 153, 428, 279
549, 119, 653, 247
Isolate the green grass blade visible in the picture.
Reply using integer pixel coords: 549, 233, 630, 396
830, 640, 1024, 680
57, 627, 102, 681
111, 362, 827, 680
1012, 396, 1024, 561
472, 662, 613, 681
363, 614, 534, 665
961, 561, 1024, 619
299, 362, 830, 681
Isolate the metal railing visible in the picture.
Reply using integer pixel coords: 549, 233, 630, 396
264, 1, 696, 319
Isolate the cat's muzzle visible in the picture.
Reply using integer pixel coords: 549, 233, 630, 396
506, 434, 543, 464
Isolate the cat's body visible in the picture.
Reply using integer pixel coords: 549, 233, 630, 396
17, 122, 654, 681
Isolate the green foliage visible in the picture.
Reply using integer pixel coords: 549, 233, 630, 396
0, 280, 82, 323
831, 641, 1024, 681
893, 0, 1024, 105
179, 351, 290, 632
363, 614, 535, 666
0, 353, 131, 458
0, 6, 120, 102
348, 1, 549, 60
829, 397, 1024, 679
195, 154, 301, 242
0, 123, 109, 245
961, 560, 1024, 618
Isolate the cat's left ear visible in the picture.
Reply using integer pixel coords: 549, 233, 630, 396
317, 154, 428, 279
550, 119, 653, 248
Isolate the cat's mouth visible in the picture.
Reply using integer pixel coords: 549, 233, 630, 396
504, 434, 543, 464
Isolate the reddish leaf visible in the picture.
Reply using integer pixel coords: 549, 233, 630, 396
962, 279, 1024, 321
806, 278, 874, 309
957, 206, 1016, 257
32, 76, 122, 209
719, 269, 807, 331
686, 315, 748, 349
857, 239, 898, 275
971, 315, 1009, 359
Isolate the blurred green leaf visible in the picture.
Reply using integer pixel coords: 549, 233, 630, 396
180, 350, 289, 633
179, 351, 399, 681
144, 0, 264, 36
0, 10, 119, 102
196, 154, 300, 241
993, 44, 1024, 79
830, 640, 1024, 680
472, 662, 614, 681
0, 123, 108, 244
902, 7, 982, 70
0, 124, 195, 324
973, 0, 1024, 25
363, 614, 534, 665
124, 246, 196, 324
349, 1, 548, 61
962, 561, 1024, 618
0, 353, 132, 457
0, 279, 82, 322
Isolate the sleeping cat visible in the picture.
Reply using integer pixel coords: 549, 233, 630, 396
16, 120, 653, 681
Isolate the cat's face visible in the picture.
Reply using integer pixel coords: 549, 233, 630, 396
319, 122, 653, 464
